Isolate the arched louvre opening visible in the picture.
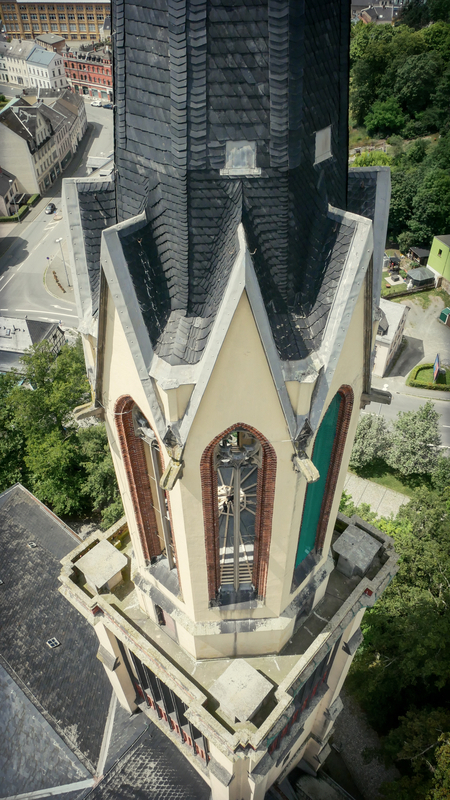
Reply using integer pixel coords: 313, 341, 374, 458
214, 429, 262, 592
133, 407, 177, 570
293, 386, 354, 587
201, 423, 276, 605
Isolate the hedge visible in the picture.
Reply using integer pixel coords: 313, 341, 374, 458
27, 194, 40, 206
407, 363, 450, 391
0, 205, 29, 223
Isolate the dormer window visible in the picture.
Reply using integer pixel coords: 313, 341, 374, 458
314, 126, 332, 165
220, 141, 261, 177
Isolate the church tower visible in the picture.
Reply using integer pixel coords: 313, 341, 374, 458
61, 2, 397, 797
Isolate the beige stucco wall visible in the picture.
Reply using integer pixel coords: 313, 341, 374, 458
99, 266, 369, 656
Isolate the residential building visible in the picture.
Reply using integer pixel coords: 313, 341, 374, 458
0, 38, 67, 88
408, 245, 430, 266
64, 45, 112, 100
61, 3, 397, 798
0, 165, 20, 216
358, 3, 403, 23
0, 0, 110, 42
0, 89, 86, 193
26, 45, 67, 90
35, 31, 65, 52
427, 234, 450, 291
0, 37, 35, 85
373, 298, 408, 378
0, 315, 64, 372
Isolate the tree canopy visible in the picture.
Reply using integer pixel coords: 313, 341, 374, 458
0, 338, 123, 526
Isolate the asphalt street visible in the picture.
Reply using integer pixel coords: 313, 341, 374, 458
0, 101, 113, 327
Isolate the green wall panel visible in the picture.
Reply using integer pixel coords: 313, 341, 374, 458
295, 393, 341, 568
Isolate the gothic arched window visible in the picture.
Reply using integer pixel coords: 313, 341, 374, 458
292, 386, 354, 589
201, 424, 276, 605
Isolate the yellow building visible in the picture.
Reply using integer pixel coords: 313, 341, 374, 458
0, 0, 110, 42
61, 2, 396, 797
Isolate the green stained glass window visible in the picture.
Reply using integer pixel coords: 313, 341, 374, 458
295, 393, 342, 568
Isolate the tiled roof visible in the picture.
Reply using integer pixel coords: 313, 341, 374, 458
0, 165, 16, 196
86, 723, 211, 800
77, 180, 116, 316
0, 484, 112, 769
111, 0, 351, 364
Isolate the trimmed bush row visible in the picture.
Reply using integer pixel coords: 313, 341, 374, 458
0, 205, 29, 223
407, 363, 450, 391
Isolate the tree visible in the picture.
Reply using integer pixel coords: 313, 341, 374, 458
385, 402, 441, 475
78, 424, 124, 527
394, 52, 443, 116
25, 429, 87, 515
349, 414, 392, 471
431, 455, 450, 493
364, 98, 406, 137
408, 169, 450, 246
0, 372, 27, 491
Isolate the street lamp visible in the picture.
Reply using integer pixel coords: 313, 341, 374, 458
55, 237, 71, 288
8, 179, 21, 224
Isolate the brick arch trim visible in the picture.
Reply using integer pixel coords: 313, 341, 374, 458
114, 395, 162, 564
314, 384, 354, 552
200, 423, 277, 602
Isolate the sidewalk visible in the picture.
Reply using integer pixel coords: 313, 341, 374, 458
344, 472, 409, 517
372, 374, 450, 402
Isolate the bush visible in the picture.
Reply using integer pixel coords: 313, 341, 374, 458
407, 363, 450, 390
349, 414, 392, 471
27, 194, 40, 206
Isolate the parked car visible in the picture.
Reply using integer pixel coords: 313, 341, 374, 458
91, 99, 102, 107
45, 202, 56, 214
103, 103, 113, 109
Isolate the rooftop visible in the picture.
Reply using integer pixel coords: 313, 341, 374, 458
60, 514, 398, 747
0, 484, 112, 771
36, 33, 66, 44
27, 47, 58, 66
377, 298, 407, 344
0, 165, 17, 196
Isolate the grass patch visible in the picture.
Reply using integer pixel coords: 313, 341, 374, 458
349, 125, 373, 149
409, 287, 450, 310
350, 459, 432, 498
407, 363, 450, 391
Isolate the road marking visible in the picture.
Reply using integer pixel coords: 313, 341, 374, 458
443, 425, 450, 428
51, 304, 74, 311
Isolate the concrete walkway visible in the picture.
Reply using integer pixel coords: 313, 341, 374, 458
344, 473, 409, 517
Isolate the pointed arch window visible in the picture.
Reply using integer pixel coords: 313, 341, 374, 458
201, 424, 276, 605
292, 386, 354, 589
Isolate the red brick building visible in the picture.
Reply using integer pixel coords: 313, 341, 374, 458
64, 46, 112, 101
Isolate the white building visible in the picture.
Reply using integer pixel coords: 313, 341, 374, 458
0, 39, 67, 90
373, 298, 408, 378
0, 39, 35, 86
26, 46, 67, 91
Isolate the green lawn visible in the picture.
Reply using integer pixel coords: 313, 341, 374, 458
408, 363, 450, 389
349, 125, 373, 149
350, 459, 432, 499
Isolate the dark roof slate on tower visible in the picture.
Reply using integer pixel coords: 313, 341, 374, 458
76, 180, 116, 316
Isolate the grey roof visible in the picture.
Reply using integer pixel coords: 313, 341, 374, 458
409, 246, 430, 258
36, 33, 66, 45
347, 168, 378, 223
86, 723, 212, 800
0, 484, 112, 769
0, 38, 36, 61
435, 234, 450, 248
377, 297, 406, 344
27, 47, 57, 67
407, 266, 435, 282
0, 165, 16, 196
108, 0, 351, 364
77, 180, 116, 315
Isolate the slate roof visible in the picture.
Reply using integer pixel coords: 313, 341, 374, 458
436, 234, 450, 247
27, 47, 57, 66
108, 0, 352, 364
347, 168, 378, 223
76, 179, 116, 315
0, 484, 112, 770
86, 723, 212, 800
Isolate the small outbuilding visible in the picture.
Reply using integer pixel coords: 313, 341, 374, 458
373, 298, 408, 378
439, 307, 450, 327
406, 266, 435, 288
408, 246, 430, 266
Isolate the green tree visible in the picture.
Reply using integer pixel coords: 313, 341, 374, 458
394, 52, 443, 116
25, 429, 87, 515
78, 424, 124, 527
385, 401, 441, 475
0, 372, 27, 491
431, 455, 450, 493
364, 98, 406, 137
408, 169, 450, 246
349, 413, 392, 471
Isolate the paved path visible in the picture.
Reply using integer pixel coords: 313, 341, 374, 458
344, 473, 409, 517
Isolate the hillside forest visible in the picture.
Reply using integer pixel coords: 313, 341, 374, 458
350, 9, 450, 250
